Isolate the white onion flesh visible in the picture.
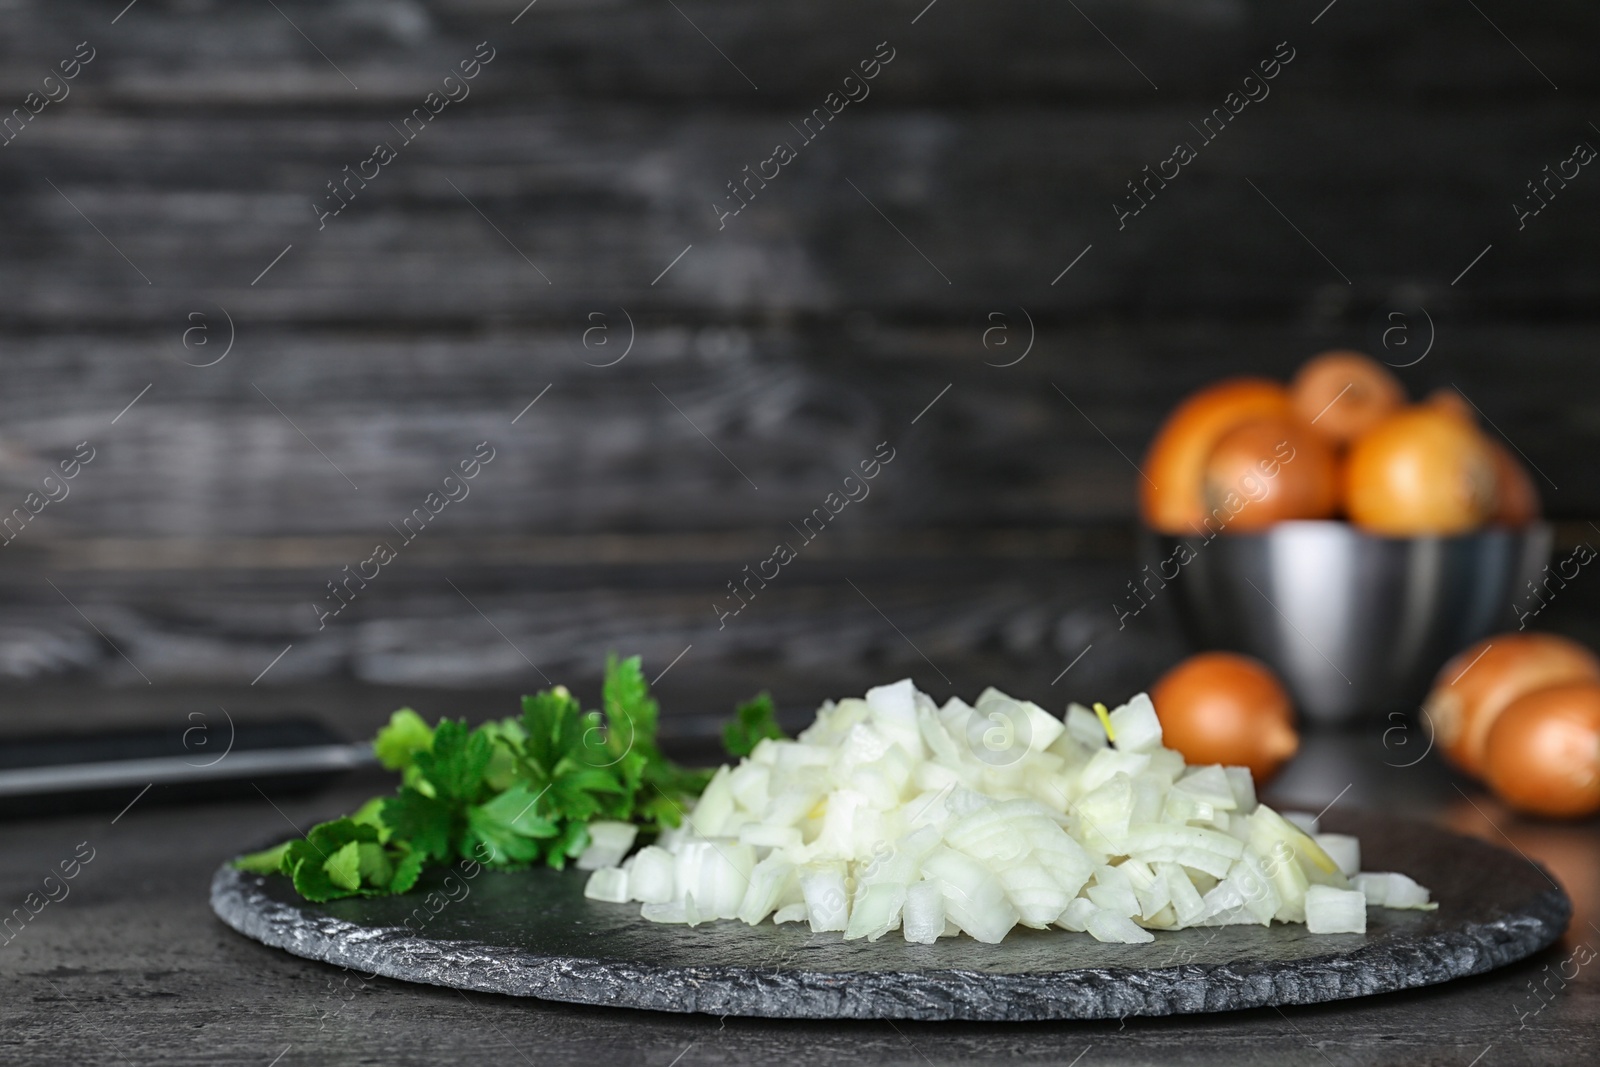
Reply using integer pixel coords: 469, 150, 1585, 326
1314, 833, 1361, 878
577, 821, 639, 871
1352, 871, 1438, 910
1304, 885, 1368, 933
583, 866, 630, 903
583, 680, 1435, 943
902, 880, 945, 944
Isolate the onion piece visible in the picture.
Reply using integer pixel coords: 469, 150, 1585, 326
584, 867, 630, 903
577, 821, 639, 871
844, 882, 907, 941
1283, 811, 1320, 835
1304, 885, 1367, 934
1353, 871, 1438, 910
921, 846, 1018, 944
1313, 833, 1361, 878
736, 853, 797, 925
1108, 694, 1164, 753
1065, 703, 1109, 750
627, 846, 676, 904
902, 880, 945, 944
1086, 908, 1155, 944
799, 862, 849, 932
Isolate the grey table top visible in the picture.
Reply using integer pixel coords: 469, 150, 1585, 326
1, 687, 1596, 1066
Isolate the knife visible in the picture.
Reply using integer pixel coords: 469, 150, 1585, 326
0, 718, 378, 818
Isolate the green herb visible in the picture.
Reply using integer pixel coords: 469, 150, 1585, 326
235, 654, 759, 902
722, 691, 786, 757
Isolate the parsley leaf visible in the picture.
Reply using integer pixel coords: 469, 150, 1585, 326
279, 819, 395, 902
602, 653, 660, 756
233, 840, 289, 875
462, 782, 560, 866
545, 819, 591, 870
356, 842, 394, 887
374, 708, 434, 771
520, 687, 585, 778
325, 841, 362, 892
723, 691, 785, 757
414, 720, 493, 804
389, 849, 427, 894
380, 788, 454, 863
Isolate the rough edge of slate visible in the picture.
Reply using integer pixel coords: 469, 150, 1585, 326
210, 823, 1571, 1021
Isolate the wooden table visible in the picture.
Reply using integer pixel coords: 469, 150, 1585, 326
1, 681, 1593, 1066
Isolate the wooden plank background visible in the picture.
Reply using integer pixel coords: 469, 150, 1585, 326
0, 0, 1596, 715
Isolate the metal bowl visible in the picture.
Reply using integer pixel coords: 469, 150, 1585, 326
1145, 520, 1552, 726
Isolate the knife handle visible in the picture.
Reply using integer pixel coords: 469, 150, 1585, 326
0, 718, 377, 819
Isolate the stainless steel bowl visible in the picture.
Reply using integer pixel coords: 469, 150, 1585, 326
1146, 520, 1552, 726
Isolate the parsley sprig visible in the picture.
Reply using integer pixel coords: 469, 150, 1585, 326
236, 654, 773, 902
723, 691, 784, 757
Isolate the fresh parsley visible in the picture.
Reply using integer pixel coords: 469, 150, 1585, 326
722, 691, 784, 758
235, 654, 781, 902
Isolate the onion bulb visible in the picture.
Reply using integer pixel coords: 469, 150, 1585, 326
1201, 416, 1339, 530
1342, 406, 1498, 535
1290, 350, 1405, 447
1140, 379, 1293, 535
1483, 682, 1600, 818
1149, 653, 1299, 783
1486, 438, 1540, 527
1426, 633, 1600, 778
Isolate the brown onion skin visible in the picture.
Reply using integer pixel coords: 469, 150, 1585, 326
1486, 438, 1540, 527
1483, 682, 1600, 819
1201, 416, 1339, 530
1426, 633, 1600, 778
1150, 652, 1299, 784
1429, 389, 1541, 526
1343, 405, 1498, 535
1291, 350, 1405, 447
1141, 379, 1293, 536
1424, 387, 1476, 424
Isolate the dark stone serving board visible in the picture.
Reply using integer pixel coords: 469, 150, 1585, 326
210, 810, 1570, 1021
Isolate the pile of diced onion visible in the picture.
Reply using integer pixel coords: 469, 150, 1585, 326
581, 681, 1435, 944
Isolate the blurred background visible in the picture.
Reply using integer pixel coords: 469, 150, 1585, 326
0, 0, 1597, 747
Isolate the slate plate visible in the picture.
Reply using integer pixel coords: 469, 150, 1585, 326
210, 810, 1569, 1021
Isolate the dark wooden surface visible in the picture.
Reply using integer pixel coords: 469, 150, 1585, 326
0, 0, 1597, 697
1, 681, 1597, 1066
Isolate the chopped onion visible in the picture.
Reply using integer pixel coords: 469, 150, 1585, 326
844, 882, 906, 941
577, 821, 639, 871
626, 845, 676, 904
1304, 885, 1367, 933
1160, 861, 1207, 925
1283, 811, 1320, 835
1108, 693, 1163, 754
1223, 766, 1257, 813
1082, 863, 1136, 917
640, 900, 688, 924
799, 863, 849, 932
1313, 833, 1361, 878
737, 853, 797, 926
583, 866, 630, 903
606, 680, 1433, 944
902, 880, 945, 944
1352, 871, 1437, 910
1086, 908, 1155, 944
1065, 703, 1109, 750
